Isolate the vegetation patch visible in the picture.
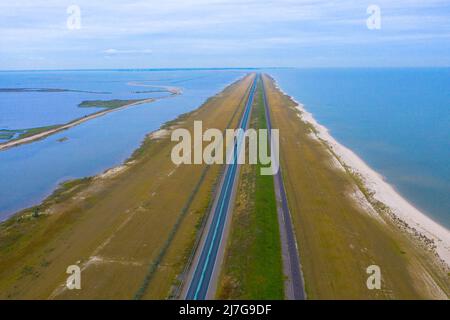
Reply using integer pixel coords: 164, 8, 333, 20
78, 99, 145, 109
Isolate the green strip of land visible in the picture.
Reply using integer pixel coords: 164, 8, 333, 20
217, 78, 284, 299
0, 126, 60, 141
78, 99, 144, 109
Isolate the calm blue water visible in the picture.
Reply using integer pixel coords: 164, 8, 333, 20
0, 69, 247, 219
269, 68, 450, 228
0, 70, 215, 130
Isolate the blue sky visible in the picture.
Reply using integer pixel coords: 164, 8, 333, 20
1, 0, 449, 70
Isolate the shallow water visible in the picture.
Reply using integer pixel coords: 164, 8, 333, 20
268, 68, 450, 228
0, 69, 247, 219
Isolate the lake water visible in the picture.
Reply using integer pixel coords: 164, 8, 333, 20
268, 68, 450, 228
0, 69, 248, 219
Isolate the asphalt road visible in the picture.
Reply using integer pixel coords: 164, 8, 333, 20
260, 74, 306, 300
184, 75, 257, 300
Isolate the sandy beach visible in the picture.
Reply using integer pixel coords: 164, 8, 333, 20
272, 82, 450, 268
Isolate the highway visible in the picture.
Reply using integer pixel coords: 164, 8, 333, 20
184, 74, 257, 300
260, 74, 306, 300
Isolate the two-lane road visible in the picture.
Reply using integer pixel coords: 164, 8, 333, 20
184, 74, 257, 300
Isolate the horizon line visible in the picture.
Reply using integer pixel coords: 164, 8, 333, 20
1, 66, 450, 72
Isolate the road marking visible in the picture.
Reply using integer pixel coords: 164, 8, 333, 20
186, 75, 257, 299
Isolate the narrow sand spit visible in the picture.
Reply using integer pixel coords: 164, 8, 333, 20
0, 98, 154, 151
0, 85, 182, 152
273, 82, 450, 267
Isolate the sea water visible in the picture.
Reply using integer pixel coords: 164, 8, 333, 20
269, 68, 450, 228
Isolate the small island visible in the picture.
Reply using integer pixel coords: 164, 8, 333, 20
78, 99, 143, 109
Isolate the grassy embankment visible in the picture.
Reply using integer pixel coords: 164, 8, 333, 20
0, 74, 255, 299
217, 78, 284, 299
262, 74, 449, 299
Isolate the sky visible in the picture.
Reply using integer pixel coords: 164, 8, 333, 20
0, 0, 449, 70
